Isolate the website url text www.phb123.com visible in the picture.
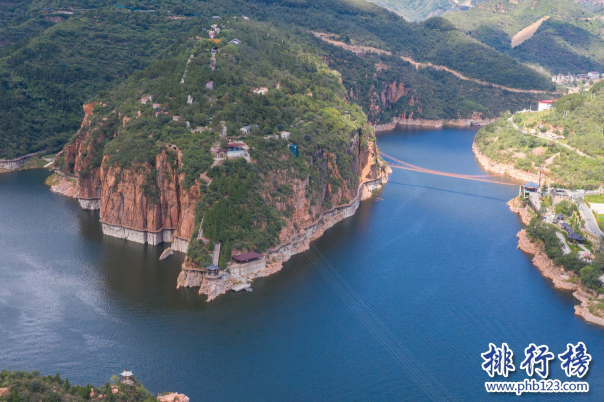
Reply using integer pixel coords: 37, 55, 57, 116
485, 379, 588, 395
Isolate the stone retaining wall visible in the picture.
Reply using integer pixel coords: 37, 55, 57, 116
78, 198, 101, 210
229, 258, 267, 277
266, 176, 385, 265
101, 223, 175, 246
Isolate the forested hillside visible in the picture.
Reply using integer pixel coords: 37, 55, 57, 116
0, 369, 159, 401
0, 0, 554, 159
363, 0, 604, 21
444, 0, 604, 74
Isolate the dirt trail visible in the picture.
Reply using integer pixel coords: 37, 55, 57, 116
312, 32, 549, 94
400, 56, 548, 94
312, 32, 393, 55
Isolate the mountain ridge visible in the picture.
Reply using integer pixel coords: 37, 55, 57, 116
0, 0, 554, 159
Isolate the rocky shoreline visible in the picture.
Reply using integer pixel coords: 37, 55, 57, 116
47, 172, 79, 198
372, 117, 496, 132
177, 171, 390, 301
472, 142, 547, 183
508, 196, 604, 327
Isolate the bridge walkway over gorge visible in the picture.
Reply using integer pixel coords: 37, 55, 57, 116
379, 152, 518, 186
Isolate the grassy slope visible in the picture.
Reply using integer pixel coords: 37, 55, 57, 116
444, 0, 604, 73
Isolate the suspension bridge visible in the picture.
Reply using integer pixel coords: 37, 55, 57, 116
379, 151, 518, 186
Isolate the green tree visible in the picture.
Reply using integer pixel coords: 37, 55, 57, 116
580, 265, 603, 289
219, 255, 227, 269
64, 378, 70, 391
110, 375, 120, 385
555, 200, 578, 216
12, 389, 19, 402
78, 384, 91, 399
54, 372, 62, 385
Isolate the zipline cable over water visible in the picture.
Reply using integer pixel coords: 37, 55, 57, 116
306, 244, 572, 402
380, 151, 517, 186
304, 244, 456, 401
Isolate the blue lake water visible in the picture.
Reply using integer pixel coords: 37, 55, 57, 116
1, 127, 603, 401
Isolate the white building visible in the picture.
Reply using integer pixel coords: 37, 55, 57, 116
538, 100, 556, 112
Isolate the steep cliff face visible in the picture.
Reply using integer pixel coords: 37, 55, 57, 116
380, 81, 408, 110
177, 127, 388, 301
54, 104, 200, 249
265, 130, 382, 246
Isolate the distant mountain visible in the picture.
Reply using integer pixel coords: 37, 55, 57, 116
363, 0, 457, 21
443, 0, 604, 74
367, 0, 604, 21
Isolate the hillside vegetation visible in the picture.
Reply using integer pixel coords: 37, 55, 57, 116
0, 0, 554, 159
444, 0, 604, 73
363, 0, 457, 21
0, 369, 158, 402
475, 81, 604, 188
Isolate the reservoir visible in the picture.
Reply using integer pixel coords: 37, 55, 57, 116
1, 127, 603, 400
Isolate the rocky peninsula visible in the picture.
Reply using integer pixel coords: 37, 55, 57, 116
508, 196, 604, 328
50, 93, 390, 302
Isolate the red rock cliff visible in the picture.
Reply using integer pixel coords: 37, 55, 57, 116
55, 104, 199, 248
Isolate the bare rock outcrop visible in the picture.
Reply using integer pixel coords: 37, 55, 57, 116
507, 196, 531, 226
158, 393, 190, 402
373, 114, 496, 132
380, 82, 408, 109
48, 174, 79, 198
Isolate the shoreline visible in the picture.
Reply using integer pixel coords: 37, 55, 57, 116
472, 141, 552, 184
508, 196, 604, 328
372, 117, 496, 132
177, 172, 390, 301
46, 158, 391, 302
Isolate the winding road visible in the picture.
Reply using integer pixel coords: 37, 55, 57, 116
574, 192, 604, 240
